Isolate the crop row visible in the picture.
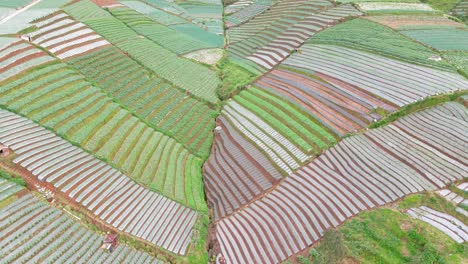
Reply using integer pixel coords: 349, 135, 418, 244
0, 192, 163, 262
0, 178, 23, 201
203, 116, 284, 219
29, 12, 111, 60
0, 110, 199, 254
407, 206, 467, 243
0, 40, 55, 82
68, 46, 216, 158
223, 100, 310, 174
401, 28, 468, 51
283, 44, 468, 106
224, 0, 255, 15
110, 6, 220, 54
256, 68, 398, 136
451, 0, 468, 16
119, 0, 187, 25
437, 189, 466, 205
64, 0, 220, 103
244, 4, 362, 71
225, 0, 275, 27
0, 60, 207, 211
215, 102, 467, 264
227, 0, 331, 43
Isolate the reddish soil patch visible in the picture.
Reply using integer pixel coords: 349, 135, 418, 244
91, 0, 122, 7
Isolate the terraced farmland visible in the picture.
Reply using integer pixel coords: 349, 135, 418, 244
215, 102, 468, 264
407, 206, 467, 243
283, 44, 468, 106
1, 0, 467, 263
0, 44, 206, 211
0, 186, 163, 263
254, 68, 398, 135
0, 110, 199, 254
227, 0, 362, 72
451, 0, 468, 17
30, 11, 111, 59
0, 39, 55, 81
63, 0, 221, 104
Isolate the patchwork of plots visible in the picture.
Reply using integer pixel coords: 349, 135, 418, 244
63, 0, 221, 104
283, 44, 468, 106
109, 5, 222, 54
308, 17, 456, 70
28, 11, 218, 158
254, 68, 398, 136
0, 0, 63, 34
362, 13, 468, 73
0, 42, 206, 212
0, 186, 163, 263
0, 110, 199, 255
407, 206, 467, 243
215, 102, 468, 264
227, 0, 363, 73
68, 45, 217, 158
136, 0, 224, 35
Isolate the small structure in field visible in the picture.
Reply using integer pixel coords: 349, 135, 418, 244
0, 144, 10, 157
101, 233, 118, 253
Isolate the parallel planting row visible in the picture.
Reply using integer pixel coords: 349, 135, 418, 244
0, 188, 163, 263
215, 102, 468, 264
0, 110, 198, 255
0, 39, 54, 82
0, 43, 206, 211
255, 68, 398, 135
30, 12, 111, 60
407, 206, 467, 243
244, 4, 362, 72
28, 11, 218, 158
225, 0, 276, 27
109, 6, 222, 55
68, 45, 217, 158
63, 0, 220, 104
283, 44, 468, 106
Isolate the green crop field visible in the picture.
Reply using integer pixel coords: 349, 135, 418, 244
309, 18, 455, 71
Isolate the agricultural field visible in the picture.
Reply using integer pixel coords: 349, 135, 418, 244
0, 0, 467, 263
451, 0, 468, 18
0, 46, 207, 213
0, 180, 165, 263
215, 102, 468, 264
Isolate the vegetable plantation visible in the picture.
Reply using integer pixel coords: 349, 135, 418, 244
0, 189, 164, 263
0, 0, 467, 263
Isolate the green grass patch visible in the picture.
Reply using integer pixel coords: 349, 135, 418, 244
288, 192, 467, 264
216, 56, 257, 100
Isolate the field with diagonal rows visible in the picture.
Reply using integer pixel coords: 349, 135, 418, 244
0, 0, 467, 263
